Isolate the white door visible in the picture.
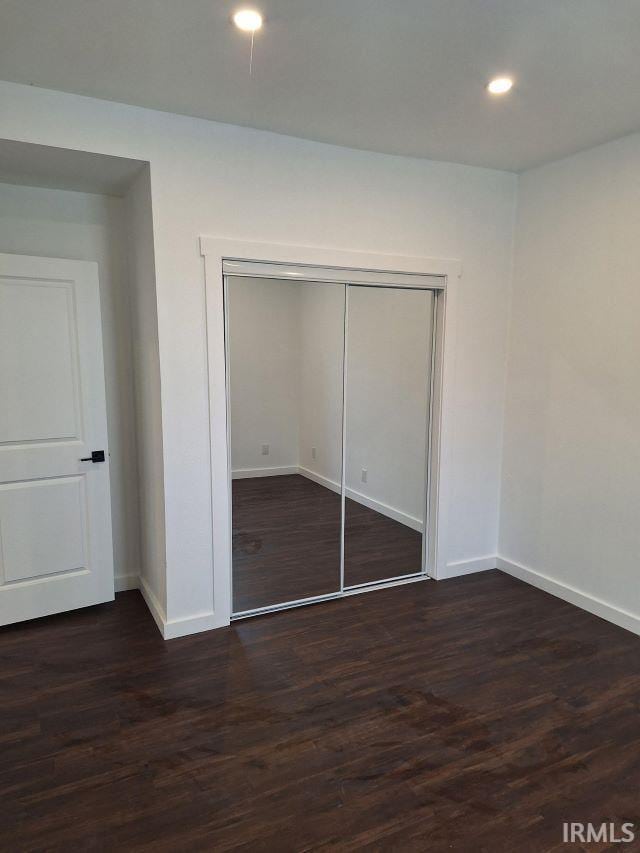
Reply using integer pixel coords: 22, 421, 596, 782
0, 253, 114, 626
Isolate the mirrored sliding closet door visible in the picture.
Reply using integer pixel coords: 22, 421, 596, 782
227, 276, 345, 614
226, 267, 438, 617
343, 286, 434, 587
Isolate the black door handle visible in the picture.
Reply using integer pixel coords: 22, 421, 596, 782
80, 450, 106, 463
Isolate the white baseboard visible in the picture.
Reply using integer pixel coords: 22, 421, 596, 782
497, 556, 640, 637
441, 555, 497, 579
163, 611, 220, 640
297, 466, 423, 532
139, 576, 166, 637
114, 573, 139, 592
139, 576, 220, 640
232, 465, 298, 479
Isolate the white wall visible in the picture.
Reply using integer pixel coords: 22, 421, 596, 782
0, 181, 140, 588
0, 81, 516, 632
500, 132, 640, 633
228, 277, 300, 473
125, 166, 166, 611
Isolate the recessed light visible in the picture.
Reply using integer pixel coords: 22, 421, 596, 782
487, 76, 514, 95
233, 8, 263, 32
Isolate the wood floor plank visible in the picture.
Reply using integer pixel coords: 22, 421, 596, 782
2, 572, 640, 850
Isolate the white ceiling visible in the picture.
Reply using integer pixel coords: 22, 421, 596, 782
1, 0, 639, 172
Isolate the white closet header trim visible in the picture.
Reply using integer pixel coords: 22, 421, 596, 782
222, 259, 445, 290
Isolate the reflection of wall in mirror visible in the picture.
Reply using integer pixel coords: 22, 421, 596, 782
228, 277, 344, 481
345, 287, 432, 531
228, 277, 300, 473
228, 277, 432, 532
297, 282, 344, 487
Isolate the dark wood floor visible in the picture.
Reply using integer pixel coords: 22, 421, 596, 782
232, 474, 422, 612
3, 571, 640, 851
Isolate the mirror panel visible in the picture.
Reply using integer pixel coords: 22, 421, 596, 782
343, 286, 433, 587
227, 276, 345, 613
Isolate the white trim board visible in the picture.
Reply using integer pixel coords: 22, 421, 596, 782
139, 576, 166, 637
441, 555, 497, 579
118, 574, 219, 641
140, 576, 217, 640
497, 557, 640, 637
202, 237, 462, 281
114, 573, 140, 592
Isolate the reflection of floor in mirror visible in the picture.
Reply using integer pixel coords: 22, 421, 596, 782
232, 474, 422, 613
344, 498, 423, 587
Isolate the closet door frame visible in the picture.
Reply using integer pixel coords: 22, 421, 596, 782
201, 236, 461, 627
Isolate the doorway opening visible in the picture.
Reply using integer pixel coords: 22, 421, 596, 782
0, 139, 162, 627
203, 248, 455, 622
227, 274, 439, 617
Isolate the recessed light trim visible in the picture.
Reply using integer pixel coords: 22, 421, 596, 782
233, 8, 263, 32
487, 76, 514, 95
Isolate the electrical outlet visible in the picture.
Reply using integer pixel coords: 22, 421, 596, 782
361, 468, 368, 483
311, 446, 317, 460
261, 444, 269, 456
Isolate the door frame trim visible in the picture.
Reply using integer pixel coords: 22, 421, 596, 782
200, 236, 461, 627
